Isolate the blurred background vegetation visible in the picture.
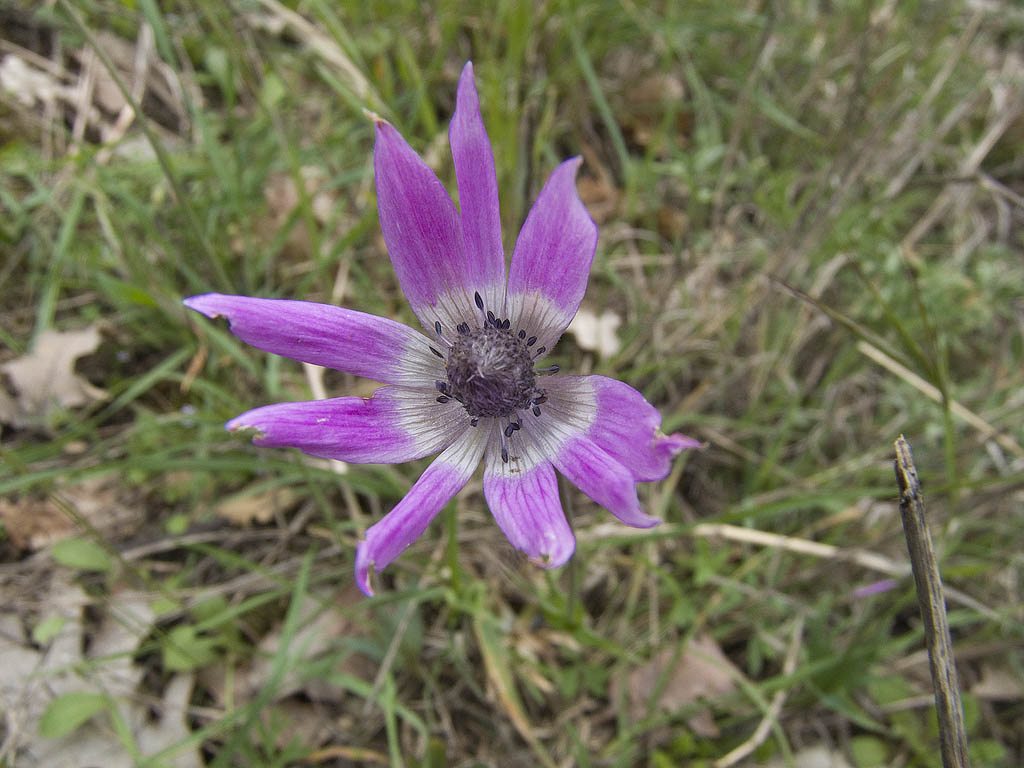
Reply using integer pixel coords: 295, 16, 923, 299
1, 0, 1022, 766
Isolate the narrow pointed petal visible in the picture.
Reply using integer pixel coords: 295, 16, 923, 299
505, 157, 597, 353
483, 440, 574, 569
226, 385, 469, 464
552, 435, 661, 529
374, 119, 478, 331
450, 62, 505, 311
183, 294, 441, 387
520, 377, 660, 528
355, 426, 486, 596
551, 376, 700, 482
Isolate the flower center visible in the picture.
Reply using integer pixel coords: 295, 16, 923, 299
444, 324, 536, 418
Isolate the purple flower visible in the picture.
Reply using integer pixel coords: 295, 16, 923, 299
185, 62, 699, 596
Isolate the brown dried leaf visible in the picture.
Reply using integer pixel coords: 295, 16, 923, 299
0, 573, 201, 767
576, 172, 621, 224
214, 487, 298, 526
622, 634, 742, 738
201, 586, 372, 709
0, 326, 107, 428
972, 663, 1024, 701
0, 477, 138, 552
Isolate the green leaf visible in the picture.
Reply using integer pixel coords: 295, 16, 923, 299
260, 72, 286, 109
150, 596, 180, 617
31, 615, 68, 644
39, 691, 109, 739
162, 625, 218, 671
51, 538, 114, 573
850, 735, 889, 767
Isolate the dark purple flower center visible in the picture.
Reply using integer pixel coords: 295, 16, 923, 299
432, 294, 556, 463
444, 324, 537, 418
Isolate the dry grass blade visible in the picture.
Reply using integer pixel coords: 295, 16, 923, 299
692, 523, 998, 620
859, 341, 1024, 458
693, 523, 905, 577
473, 614, 557, 768
903, 90, 1024, 250
254, 0, 373, 103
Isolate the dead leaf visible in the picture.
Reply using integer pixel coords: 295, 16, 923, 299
258, 166, 338, 262
566, 307, 622, 358
972, 664, 1024, 701
245, 585, 372, 701
0, 573, 201, 767
214, 487, 299, 526
601, 47, 689, 152
576, 171, 621, 224
764, 745, 854, 768
200, 585, 373, 711
657, 205, 689, 241
0, 477, 139, 552
0, 327, 107, 429
621, 73, 686, 149
619, 634, 743, 738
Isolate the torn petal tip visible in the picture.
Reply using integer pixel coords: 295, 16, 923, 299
355, 543, 375, 597
181, 294, 222, 319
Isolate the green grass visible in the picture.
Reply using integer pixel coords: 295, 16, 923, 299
2, 0, 1023, 766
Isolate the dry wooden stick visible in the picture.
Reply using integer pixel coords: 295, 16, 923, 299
893, 436, 970, 768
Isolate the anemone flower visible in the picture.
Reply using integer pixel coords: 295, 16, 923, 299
185, 62, 699, 596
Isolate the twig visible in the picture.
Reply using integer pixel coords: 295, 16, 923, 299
893, 436, 970, 768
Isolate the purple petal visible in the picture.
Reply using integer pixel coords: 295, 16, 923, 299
852, 579, 898, 599
226, 385, 469, 464
183, 294, 440, 387
355, 427, 486, 596
484, 455, 574, 569
552, 435, 661, 529
506, 157, 597, 352
584, 376, 700, 481
450, 62, 506, 311
374, 119, 478, 331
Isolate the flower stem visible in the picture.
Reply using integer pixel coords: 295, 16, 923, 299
558, 474, 579, 628
445, 501, 460, 594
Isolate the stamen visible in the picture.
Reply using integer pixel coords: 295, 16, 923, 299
436, 381, 446, 392
474, 291, 484, 310
533, 346, 547, 358
501, 319, 510, 330
429, 346, 444, 359
504, 423, 516, 438
518, 330, 526, 340
457, 322, 471, 335
437, 395, 451, 403
434, 320, 453, 347
486, 310, 495, 326
532, 405, 542, 417
470, 417, 479, 427
526, 336, 537, 347
500, 428, 508, 463
536, 364, 559, 374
